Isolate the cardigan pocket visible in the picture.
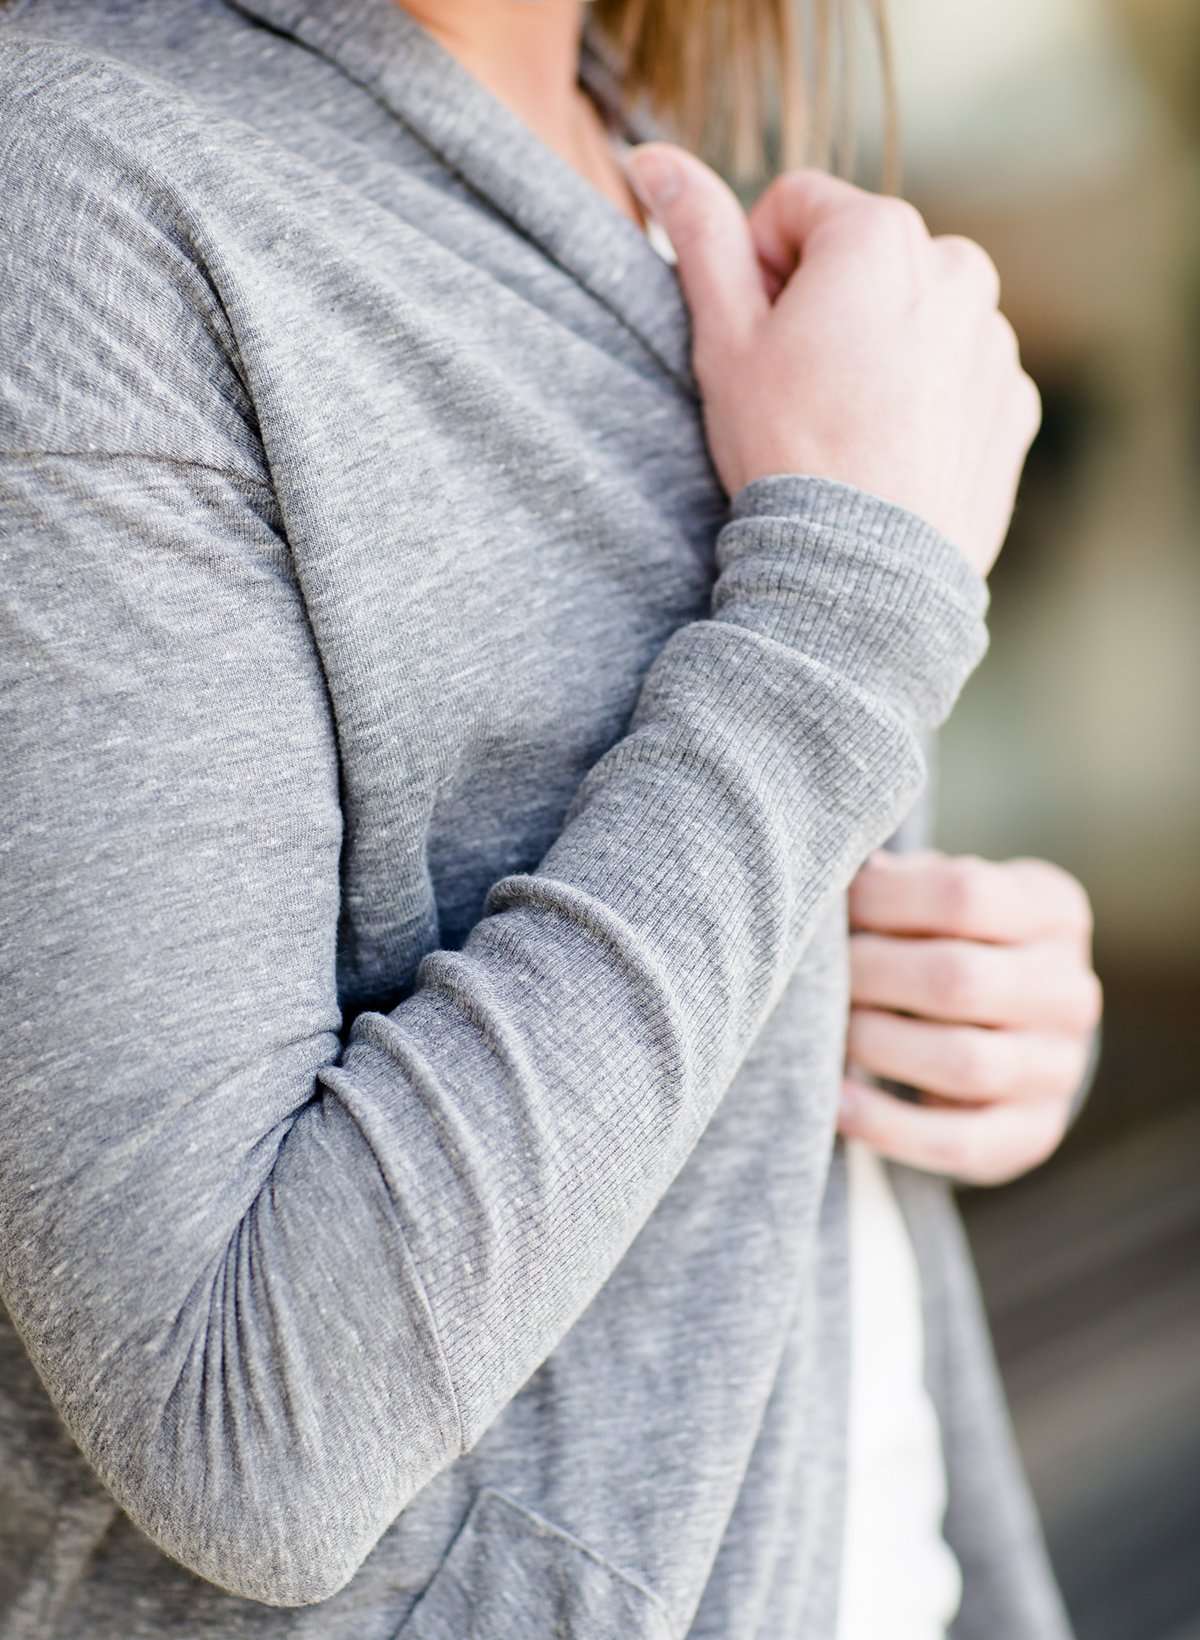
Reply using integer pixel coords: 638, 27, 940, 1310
391, 1486, 675, 1640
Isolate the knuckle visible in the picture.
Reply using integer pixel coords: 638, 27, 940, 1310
1035, 858, 1093, 935
939, 855, 989, 930
853, 193, 927, 254
1077, 970, 1104, 1031
881, 195, 929, 238
780, 164, 853, 200
771, 168, 865, 235
940, 234, 1001, 302
1064, 874, 1095, 935
763, 169, 809, 221
993, 310, 1022, 368
1017, 369, 1043, 435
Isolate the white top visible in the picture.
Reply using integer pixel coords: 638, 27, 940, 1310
837, 1139, 963, 1639
616, 133, 963, 1639
643, 211, 676, 265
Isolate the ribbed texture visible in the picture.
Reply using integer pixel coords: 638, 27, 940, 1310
0, 4, 1072, 1638
717, 474, 990, 726
351, 477, 987, 1440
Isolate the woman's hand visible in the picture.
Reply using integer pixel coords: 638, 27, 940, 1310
837, 849, 1102, 1185
623, 144, 1041, 578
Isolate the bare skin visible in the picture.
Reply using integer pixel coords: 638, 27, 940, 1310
841, 849, 1100, 1186
396, 1, 1102, 1184
397, 0, 647, 227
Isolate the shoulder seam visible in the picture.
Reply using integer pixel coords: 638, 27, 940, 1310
0, 448, 274, 490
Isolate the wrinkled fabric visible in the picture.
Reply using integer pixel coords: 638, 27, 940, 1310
0, 2, 1072, 1636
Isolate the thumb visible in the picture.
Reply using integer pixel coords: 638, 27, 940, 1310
623, 142, 768, 365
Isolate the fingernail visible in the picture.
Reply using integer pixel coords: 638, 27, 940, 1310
623, 146, 683, 214
839, 1083, 859, 1122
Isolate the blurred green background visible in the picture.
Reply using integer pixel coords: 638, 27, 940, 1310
850, 2, 1200, 1635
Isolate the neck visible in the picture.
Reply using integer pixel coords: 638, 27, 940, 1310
398, 1, 586, 133
395, 1, 646, 229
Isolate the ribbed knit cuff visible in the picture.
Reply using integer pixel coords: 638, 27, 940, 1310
713, 474, 990, 729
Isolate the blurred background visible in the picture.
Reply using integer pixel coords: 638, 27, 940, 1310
847, 2, 1200, 1636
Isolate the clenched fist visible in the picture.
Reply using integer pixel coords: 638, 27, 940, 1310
838, 849, 1102, 1185
624, 145, 1041, 578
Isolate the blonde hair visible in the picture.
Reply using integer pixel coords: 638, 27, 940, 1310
593, 0, 900, 192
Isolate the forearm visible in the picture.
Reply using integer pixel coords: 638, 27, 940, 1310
2, 463, 986, 1605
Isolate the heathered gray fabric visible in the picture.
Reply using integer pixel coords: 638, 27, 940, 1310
0, 1, 1076, 1636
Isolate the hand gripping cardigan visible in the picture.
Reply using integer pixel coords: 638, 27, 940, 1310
0, 2, 1077, 1636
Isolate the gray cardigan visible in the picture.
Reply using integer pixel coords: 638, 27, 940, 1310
0, 1, 1076, 1635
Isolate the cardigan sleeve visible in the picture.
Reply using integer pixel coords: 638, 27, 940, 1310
0, 105, 989, 1609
